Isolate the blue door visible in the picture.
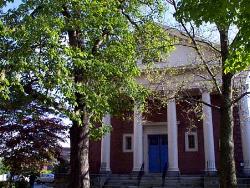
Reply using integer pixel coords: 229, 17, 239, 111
148, 135, 168, 173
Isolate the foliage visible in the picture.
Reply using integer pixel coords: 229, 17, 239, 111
0, 159, 9, 174
0, 95, 68, 176
174, 0, 250, 73
0, 1, 174, 186
54, 157, 70, 174
0, 0, 174, 127
166, 0, 250, 187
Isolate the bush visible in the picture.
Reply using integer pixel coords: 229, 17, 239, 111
0, 182, 8, 188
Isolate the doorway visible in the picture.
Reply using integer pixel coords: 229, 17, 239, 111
148, 135, 168, 173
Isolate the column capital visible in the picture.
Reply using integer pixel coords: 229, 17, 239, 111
200, 85, 213, 93
201, 89, 211, 95
168, 98, 176, 103
102, 114, 111, 125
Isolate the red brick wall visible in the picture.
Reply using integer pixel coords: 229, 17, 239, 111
110, 115, 133, 173
89, 139, 101, 173
233, 106, 243, 173
144, 100, 167, 122
177, 100, 205, 174
211, 95, 243, 174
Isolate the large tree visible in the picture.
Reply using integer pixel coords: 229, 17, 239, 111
163, 0, 250, 187
0, 1, 173, 187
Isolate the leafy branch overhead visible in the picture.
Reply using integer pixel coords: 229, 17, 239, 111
173, 0, 250, 73
1, 1, 174, 187
165, 0, 250, 188
0, 0, 174, 125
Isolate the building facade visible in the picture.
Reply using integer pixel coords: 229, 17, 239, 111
89, 29, 250, 177
89, 92, 250, 176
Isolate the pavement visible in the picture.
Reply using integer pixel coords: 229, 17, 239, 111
34, 183, 54, 188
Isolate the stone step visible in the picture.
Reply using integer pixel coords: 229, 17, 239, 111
106, 179, 203, 183
103, 176, 250, 188
104, 186, 203, 188
239, 179, 250, 184
108, 176, 203, 180
103, 184, 250, 188
238, 185, 250, 188
104, 181, 204, 187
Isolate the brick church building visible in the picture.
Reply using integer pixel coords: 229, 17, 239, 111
88, 28, 250, 178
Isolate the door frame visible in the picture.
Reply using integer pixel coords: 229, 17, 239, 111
143, 123, 168, 173
148, 134, 168, 173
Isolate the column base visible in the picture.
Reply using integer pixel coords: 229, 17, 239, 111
132, 170, 144, 175
132, 168, 141, 172
243, 168, 250, 177
132, 165, 144, 176
205, 170, 217, 176
167, 170, 180, 177
100, 162, 111, 174
205, 161, 217, 176
132, 164, 144, 173
100, 170, 112, 174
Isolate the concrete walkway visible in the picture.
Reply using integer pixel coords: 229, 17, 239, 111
34, 183, 54, 188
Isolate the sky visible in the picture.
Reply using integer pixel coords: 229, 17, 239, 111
2, 0, 21, 11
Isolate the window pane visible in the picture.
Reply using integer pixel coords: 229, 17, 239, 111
149, 135, 158, 145
188, 135, 195, 149
126, 136, 132, 150
161, 135, 168, 145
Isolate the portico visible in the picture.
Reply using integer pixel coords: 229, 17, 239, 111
98, 91, 247, 176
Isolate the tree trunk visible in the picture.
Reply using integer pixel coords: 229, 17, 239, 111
219, 28, 237, 188
62, 6, 91, 187
69, 116, 90, 188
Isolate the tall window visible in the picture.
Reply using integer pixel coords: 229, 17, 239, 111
123, 134, 133, 152
185, 131, 198, 152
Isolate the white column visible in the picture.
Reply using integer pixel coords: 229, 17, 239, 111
202, 91, 217, 175
167, 99, 180, 176
100, 114, 111, 173
133, 104, 144, 172
239, 76, 250, 176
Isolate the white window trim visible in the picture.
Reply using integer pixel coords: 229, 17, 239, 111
185, 131, 198, 152
123, 134, 133, 152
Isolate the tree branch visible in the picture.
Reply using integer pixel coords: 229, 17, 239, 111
23, 81, 67, 113
176, 95, 220, 110
229, 30, 240, 48
190, 98, 220, 110
231, 91, 250, 105
30, 5, 44, 18
196, 39, 221, 54
172, 30, 221, 54
92, 28, 110, 55
120, 9, 140, 30
168, 0, 222, 95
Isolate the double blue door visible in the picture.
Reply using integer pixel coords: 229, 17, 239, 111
148, 135, 168, 173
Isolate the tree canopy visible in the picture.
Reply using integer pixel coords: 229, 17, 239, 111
174, 0, 250, 73
0, 1, 174, 187
0, 0, 173, 123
